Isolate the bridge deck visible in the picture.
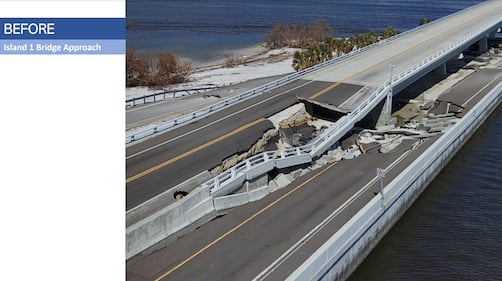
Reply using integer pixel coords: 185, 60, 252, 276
126, 0, 501, 211
126, 67, 502, 280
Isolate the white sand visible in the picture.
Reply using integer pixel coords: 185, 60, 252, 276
126, 47, 299, 101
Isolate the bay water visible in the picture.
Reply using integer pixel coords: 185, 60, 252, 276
126, 1, 502, 279
126, 0, 485, 63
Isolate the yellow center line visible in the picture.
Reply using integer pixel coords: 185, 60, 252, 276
126, 118, 267, 184
154, 161, 338, 281
129, 14, 483, 185
152, 12, 497, 279
309, 13, 481, 100
309, 80, 344, 100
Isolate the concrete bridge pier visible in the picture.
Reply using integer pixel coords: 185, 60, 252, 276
479, 36, 488, 53
375, 87, 397, 130
434, 62, 447, 75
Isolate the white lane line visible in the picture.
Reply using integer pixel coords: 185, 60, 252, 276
126, 79, 317, 160
462, 72, 502, 108
253, 139, 426, 281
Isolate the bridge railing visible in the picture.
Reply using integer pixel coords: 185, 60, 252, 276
125, 3, 492, 144
206, 14, 501, 197
126, 86, 220, 107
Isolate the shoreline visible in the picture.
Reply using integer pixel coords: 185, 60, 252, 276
189, 44, 270, 70
126, 45, 298, 101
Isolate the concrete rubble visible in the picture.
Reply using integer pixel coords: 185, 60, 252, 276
212, 103, 332, 175
210, 128, 278, 174
213, 38, 502, 199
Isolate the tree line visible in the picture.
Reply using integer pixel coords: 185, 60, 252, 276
126, 18, 427, 87
264, 19, 332, 49
264, 19, 400, 71
264, 18, 449, 71
126, 50, 191, 88
292, 27, 400, 71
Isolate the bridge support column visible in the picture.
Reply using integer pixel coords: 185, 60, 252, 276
375, 84, 397, 130
375, 65, 397, 130
434, 62, 447, 76
489, 30, 497, 39
479, 36, 488, 53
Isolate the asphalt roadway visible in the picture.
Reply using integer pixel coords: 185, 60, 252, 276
126, 1, 502, 210
126, 64, 501, 280
126, 79, 346, 210
126, 137, 435, 281
126, 75, 288, 130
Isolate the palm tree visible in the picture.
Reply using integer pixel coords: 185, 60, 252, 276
293, 50, 308, 71
381, 27, 400, 39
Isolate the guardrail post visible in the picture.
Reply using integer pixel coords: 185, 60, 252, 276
126, 12, 502, 145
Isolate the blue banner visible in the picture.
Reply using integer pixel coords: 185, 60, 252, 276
0, 18, 125, 54
0, 18, 125, 39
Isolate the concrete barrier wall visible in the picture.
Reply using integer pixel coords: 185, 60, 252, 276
125, 23, 501, 257
184, 197, 215, 224
214, 185, 271, 210
214, 193, 249, 211
287, 83, 502, 281
249, 186, 270, 202
126, 185, 214, 259
126, 171, 212, 227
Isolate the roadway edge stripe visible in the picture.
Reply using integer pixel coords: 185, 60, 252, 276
126, 118, 267, 184
154, 161, 338, 281
308, 9, 494, 100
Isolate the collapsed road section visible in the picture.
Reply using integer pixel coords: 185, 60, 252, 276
126, 38, 502, 272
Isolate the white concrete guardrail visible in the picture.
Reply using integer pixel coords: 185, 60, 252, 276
206, 16, 502, 197
285, 80, 502, 281
126, 10, 500, 259
125, 1, 487, 144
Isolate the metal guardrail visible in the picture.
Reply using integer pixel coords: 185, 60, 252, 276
205, 15, 502, 197
125, 2, 489, 144
126, 86, 220, 107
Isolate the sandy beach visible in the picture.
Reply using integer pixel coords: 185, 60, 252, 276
126, 45, 298, 101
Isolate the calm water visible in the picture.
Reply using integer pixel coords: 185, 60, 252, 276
127, 1, 502, 280
126, 0, 485, 63
348, 105, 502, 281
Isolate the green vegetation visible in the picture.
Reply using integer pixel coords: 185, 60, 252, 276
265, 20, 400, 71
286, 25, 400, 71
419, 17, 431, 25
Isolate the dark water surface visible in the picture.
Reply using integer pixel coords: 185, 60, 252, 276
126, 0, 485, 63
348, 105, 502, 281
127, 1, 502, 280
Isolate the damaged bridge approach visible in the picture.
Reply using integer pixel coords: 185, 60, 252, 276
126, 1, 502, 275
